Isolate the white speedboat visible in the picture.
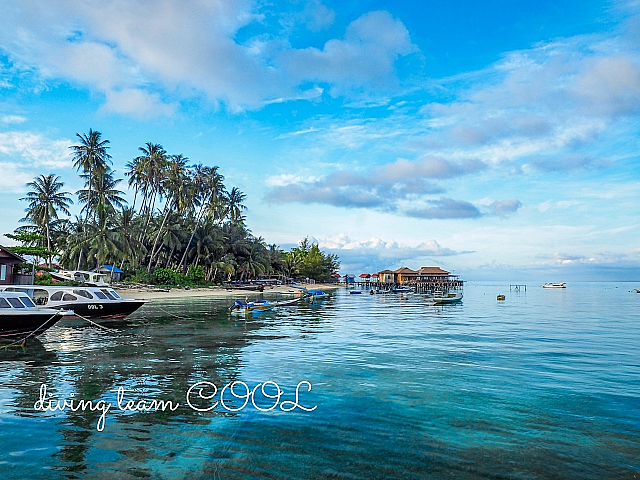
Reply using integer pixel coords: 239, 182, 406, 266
0, 291, 69, 338
542, 283, 566, 289
50, 270, 109, 287
432, 291, 463, 304
1, 285, 147, 319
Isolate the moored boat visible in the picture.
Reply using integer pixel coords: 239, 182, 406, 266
0, 285, 147, 319
393, 286, 413, 293
50, 270, 109, 287
432, 291, 463, 304
0, 291, 69, 338
229, 299, 274, 315
305, 289, 329, 299
542, 283, 566, 289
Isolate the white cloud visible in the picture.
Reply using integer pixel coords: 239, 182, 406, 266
0, 131, 72, 168
0, 161, 33, 193
0, 1, 415, 113
1, 115, 27, 124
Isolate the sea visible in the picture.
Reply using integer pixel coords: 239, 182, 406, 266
0, 282, 638, 479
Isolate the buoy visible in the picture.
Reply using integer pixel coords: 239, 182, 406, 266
497, 295, 505, 301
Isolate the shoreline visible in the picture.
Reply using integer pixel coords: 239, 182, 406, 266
113, 283, 342, 300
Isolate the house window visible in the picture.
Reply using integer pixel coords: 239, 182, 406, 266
0, 264, 6, 281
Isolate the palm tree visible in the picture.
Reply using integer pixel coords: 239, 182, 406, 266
70, 129, 112, 220
20, 174, 73, 267
224, 187, 247, 225
133, 143, 168, 239
77, 168, 127, 222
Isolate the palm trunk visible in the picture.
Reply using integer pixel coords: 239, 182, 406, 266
147, 199, 173, 272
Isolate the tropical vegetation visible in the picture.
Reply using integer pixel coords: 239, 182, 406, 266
6, 130, 339, 286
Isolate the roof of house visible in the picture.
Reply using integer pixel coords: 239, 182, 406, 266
417, 266, 450, 275
359, 273, 370, 278
101, 265, 124, 273
394, 267, 418, 274
0, 245, 26, 263
378, 269, 395, 274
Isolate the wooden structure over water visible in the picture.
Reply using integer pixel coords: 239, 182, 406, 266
348, 266, 463, 292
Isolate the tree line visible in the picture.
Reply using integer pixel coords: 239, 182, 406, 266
8, 129, 339, 285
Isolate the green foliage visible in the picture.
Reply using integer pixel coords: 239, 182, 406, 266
153, 268, 177, 285
35, 273, 53, 285
289, 237, 340, 281
187, 265, 205, 283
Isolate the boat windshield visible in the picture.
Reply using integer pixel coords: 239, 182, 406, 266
73, 289, 94, 299
100, 289, 116, 300
93, 291, 108, 300
19, 296, 36, 308
0, 298, 10, 308
7, 297, 26, 308
108, 289, 121, 299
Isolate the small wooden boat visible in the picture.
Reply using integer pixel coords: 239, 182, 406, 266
497, 295, 505, 301
349, 291, 362, 295
305, 290, 328, 299
229, 299, 274, 315
432, 291, 463, 304
542, 283, 566, 289
0, 291, 69, 338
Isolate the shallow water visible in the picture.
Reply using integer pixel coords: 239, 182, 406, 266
1, 282, 639, 479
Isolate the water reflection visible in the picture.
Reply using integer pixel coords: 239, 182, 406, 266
0, 286, 639, 479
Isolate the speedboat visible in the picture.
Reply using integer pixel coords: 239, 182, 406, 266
0, 285, 147, 319
393, 286, 413, 293
0, 291, 69, 338
542, 283, 566, 289
50, 270, 109, 287
432, 291, 463, 304
229, 299, 274, 315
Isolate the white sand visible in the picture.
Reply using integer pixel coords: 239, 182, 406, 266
113, 283, 342, 300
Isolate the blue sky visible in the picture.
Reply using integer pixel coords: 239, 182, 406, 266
1, 0, 639, 281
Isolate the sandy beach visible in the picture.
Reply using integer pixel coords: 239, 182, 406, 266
113, 283, 343, 300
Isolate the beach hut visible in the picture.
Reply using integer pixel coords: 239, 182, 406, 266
359, 273, 371, 283
99, 265, 124, 282
0, 245, 28, 285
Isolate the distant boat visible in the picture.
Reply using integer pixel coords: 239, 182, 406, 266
370, 288, 392, 294
542, 283, 566, 289
0, 291, 69, 338
349, 291, 362, 295
432, 291, 463, 304
229, 299, 274, 315
50, 270, 109, 287
393, 286, 413, 293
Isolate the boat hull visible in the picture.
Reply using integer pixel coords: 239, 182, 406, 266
0, 311, 65, 338
55, 300, 147, 319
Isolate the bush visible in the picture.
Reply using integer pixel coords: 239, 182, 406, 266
187, 265, 205, 283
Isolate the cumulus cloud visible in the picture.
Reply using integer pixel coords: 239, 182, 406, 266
313, 234, 472, 272
265, 156, 492, 217
0, 1, 415, 113
485, 199, 523, 217
0, 131, 72, 168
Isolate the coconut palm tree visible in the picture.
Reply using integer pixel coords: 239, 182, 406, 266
20, 174, 73, 267
70, 129, 112, 220
77, 168, 127, 221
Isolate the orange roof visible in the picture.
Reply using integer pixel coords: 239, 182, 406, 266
359, 273, 370, 278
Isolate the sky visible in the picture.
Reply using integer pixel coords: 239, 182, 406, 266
0, 0, 639, 282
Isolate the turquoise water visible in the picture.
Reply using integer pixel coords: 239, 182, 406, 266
1, 282, 639, 479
